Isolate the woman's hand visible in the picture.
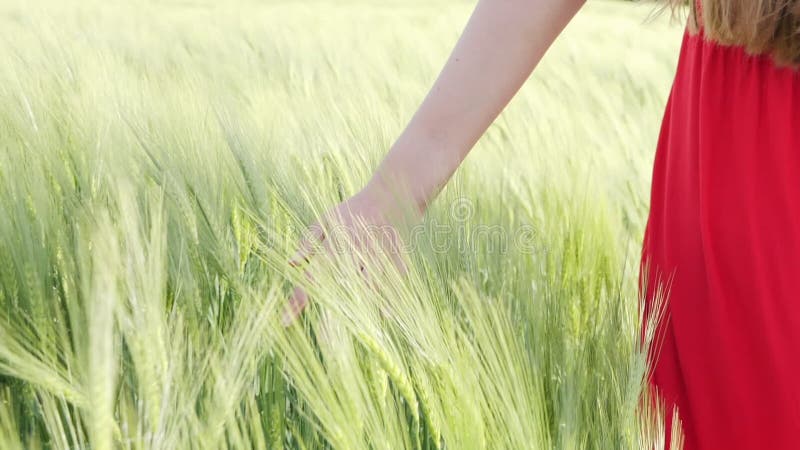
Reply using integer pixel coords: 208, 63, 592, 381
283, 187, 417, 326
282, 0, 586, 325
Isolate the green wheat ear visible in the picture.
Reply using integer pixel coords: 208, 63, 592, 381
411, 366, 443, 450
355, 331, 419, 424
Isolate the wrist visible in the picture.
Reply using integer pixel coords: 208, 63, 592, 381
360, 174, 428, 219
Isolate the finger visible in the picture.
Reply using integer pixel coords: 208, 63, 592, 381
385, 235, 409, 275
361, 225, 408, 275
289, 223, 324, 267
281, 285, 309, 327
282, 268, 317, 327
355, 233, 407, 321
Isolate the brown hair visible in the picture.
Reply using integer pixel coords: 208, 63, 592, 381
670, 0, 800, 66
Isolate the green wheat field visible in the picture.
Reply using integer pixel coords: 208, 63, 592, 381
0, 1, 684, 448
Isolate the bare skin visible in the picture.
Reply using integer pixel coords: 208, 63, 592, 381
284, 0, 586, 325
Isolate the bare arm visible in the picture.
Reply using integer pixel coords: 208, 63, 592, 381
363, 0, 586, 211
287, 0, 586, 322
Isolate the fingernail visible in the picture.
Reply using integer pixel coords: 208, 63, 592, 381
288, 252, 306, 267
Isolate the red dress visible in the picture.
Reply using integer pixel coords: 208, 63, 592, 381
640, 26, 800, 450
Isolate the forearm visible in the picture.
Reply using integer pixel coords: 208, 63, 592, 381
364, 0, 585, 212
